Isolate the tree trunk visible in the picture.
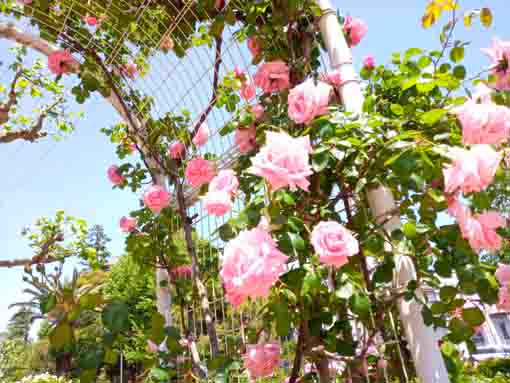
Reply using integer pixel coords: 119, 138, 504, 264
55, 352, 72, 376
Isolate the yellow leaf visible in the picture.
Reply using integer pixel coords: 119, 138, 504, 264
422, 2, 441, 28
463, 12, 473, 27
438, 0, 458, 11
480, 7, 492, 28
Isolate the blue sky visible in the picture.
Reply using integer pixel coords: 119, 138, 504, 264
0, 0, 509, 332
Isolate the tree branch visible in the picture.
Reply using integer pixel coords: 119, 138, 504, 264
0, 68, 23, 126
0, 235, 66, 268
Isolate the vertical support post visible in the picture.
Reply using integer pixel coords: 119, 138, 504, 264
315, 1, 450, 382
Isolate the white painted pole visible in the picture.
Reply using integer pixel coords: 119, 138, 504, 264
315, 2, 450, 382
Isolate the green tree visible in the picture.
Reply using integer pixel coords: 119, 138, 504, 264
6, 306, 34, 343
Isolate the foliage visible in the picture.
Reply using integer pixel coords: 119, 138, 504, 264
14, 373, 72, 383
476, 358, 510, 378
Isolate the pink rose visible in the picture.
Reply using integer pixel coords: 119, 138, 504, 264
243, 342, 281, 379
107, 165, 125, 185
362, 54, 376, 70
448, 198, 506, 252
321, 69, 343, 86
168, 141, 185, 159
247, 37, 262, 57
251, 104, 265, 120
496, 264, 510, 286
249, 131, 313, 191
253, 61, 290, 93
443, 145, 501, 194
121, 62, 138, 79
185, 157, 216, 187
48, 49, 76, 75
451, 84, 510, 145
343, 16, 368, 47
169, 265, 192, 280
311, 221, 359, 268
192, 123, 209, 147
481, 38, 510, 91
234, 125, 257, 154
220, 227, 288, 306
288, 79, 332, 124
240, 80, 256, 100
209, 169, 239, 196
498, 286, 510, 312
160, 35, 174, 51
143, 185, 171, 213
202, 191, 232, 216
83, 15, 98, 26
119, 216, 137, 233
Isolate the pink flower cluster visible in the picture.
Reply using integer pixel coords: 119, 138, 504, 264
48, 49, 76, 75
443, 145, 501, 195
235, 125, 257, 154
170, 265, 193, 280
288, 79, 332, 125
249, 131, 313, 192
233, 67, 256, 101
496, 264, 510, 311
192, 123, 209, 147
119, 216, 137, 233
185, 157, 216, 188
362, 55, 376, 70
202, 169, 238, 216
482, 38, 510, 91
243, 342, 281, 380
250, 104, 264, 120
343, 16, 368, 47
447, 197, 506, 252
220, 227, 288, 306
253, 61, 290, 94
107, 165, 125, 185
143, 185, 171, 213
451, 84, 510, 145
311, 221, 359, 268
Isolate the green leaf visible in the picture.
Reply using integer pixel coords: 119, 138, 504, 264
151, 312, 166, 344
302, 269, 322, 296
421, 109, 446, 125
461, 307, 485, 327
450, 47, 465, 63
274, 300, 291, 337
390, 104, 404, 116
312, 150, 330, 172
453, 65, 466, 80
49, 321, 73, 349
80, 369, 97, 383
349, 294, 370, 319
480, 8, 493, 27
40, 294, 57, 314
288, 232, 305, 252
402, 221, 417, 238
439, 286, 458, 302
218, 223, 235, 241
150, 367, 170, 382
102, 301, 130, 332
79, 293, 102, 310
431, 302, 448, 314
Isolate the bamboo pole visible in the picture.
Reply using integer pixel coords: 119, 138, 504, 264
315, 1, 450, 382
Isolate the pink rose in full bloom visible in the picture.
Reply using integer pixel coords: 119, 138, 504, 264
209, 169, 239, 196
249, 131, 313, 191
168, 141, 185, 159
83, 15, 98, 26
363, 54, 376, 70
253, 61, 290, 93
243, 342, 281, 380
192, 123, 209, 147
496, 264, 510, 286
321, 69, 343, 86
251, 104, 265, 120
143, 185, 171, 213
451, 84, 510, 145
119, 216, 137, 233
443, 145, 501, 194
202, 191, 232, 216
448, 198, 506, 252
288, 79, 332, 124
234, 125, 257, 154
482, 38, 510, 91
185, 157, 216, 187
48, 49, 76, 75
220, 227, 288, 306
169, 265, 192, 280
107, 165, 125, 185
121, 62, 138, 79
311, 221, 359, 268
343, 16, 368, 47
240, 81, 256, 100
498, 286, 510, 311
247, 37, 262, 57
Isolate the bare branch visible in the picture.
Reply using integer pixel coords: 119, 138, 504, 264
0, 235, 68, 269
0, 68, 23, 125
